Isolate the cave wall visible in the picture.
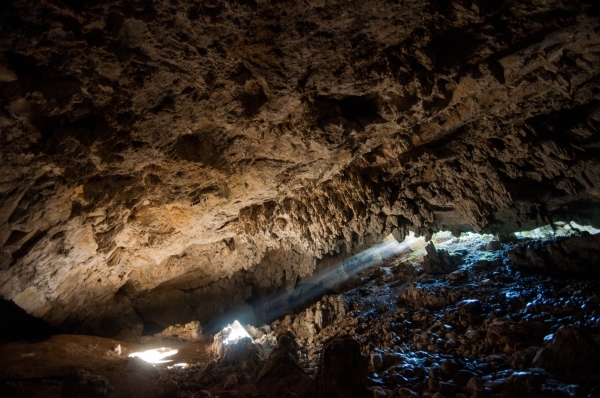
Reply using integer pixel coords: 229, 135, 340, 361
1, 0, 600, 336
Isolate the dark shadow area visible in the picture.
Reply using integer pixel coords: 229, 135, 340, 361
241, 86, 268, 118
314, 94, 385, 133
141, 320, 164, 336
0, 298, 55, 342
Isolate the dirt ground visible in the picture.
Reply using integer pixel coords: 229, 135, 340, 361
0, 334, 213, 398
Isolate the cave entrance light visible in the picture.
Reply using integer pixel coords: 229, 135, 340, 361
128, 347, 178, 364
317, 232, 424, 285
514, 221, 600, 240
223, 320, 251, 345
253, 233, 423, 323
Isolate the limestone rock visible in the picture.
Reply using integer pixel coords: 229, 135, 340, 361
256, 331, 314, 398
154, 320, 203, 341
532, 326, 598, 377
318, 336, 368, 398
398, 283, 454, 309
282, 295, 348, 345
507, 234, 600, 275
422, 242, 460, 274
0, 0, 599, 337
218, 337, 259, 368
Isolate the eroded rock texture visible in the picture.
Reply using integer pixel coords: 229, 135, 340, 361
1, 0, 600, 335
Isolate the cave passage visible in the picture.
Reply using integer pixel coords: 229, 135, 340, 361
2, 0, 600, 396
2, 222, 600, 398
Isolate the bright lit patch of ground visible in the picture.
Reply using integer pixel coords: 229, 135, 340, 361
129, 347, 178, 364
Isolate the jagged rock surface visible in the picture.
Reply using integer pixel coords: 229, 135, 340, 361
145, 233, 600, 398
255, 331, 313, 398
318, 336, 368, 398
153, 320, 203, 342
1, 0, 600, 335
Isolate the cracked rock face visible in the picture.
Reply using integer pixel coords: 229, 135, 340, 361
1, 0, 600, 336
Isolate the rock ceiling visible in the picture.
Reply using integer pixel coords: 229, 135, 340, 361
1, 0, 599, 336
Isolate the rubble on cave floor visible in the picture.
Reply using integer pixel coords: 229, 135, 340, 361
151, 230, 600, 398
2, 230, 600, 398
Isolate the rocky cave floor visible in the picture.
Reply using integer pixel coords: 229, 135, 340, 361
2, 229, 600, 398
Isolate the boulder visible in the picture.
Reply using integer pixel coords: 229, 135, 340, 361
219, 337, 259, 368
256, 331, 314, 398
154, 320, 203, 341
318, 336, 368, 398
289, 295, 348, 344
532, 326, 598, 377
422, 242, 460, 274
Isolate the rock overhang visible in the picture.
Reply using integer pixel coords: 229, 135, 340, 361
0, 0, 599, 336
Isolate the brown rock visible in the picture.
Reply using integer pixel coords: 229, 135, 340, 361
318, 336, 368, 398
0, 0, 599, 343
466, 377, 485, 394
532, 326, 598, 377
257, 331, 314, 398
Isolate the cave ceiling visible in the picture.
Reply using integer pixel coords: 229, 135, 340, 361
1, 0, 600, 335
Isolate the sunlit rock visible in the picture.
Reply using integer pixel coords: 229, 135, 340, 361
0, 0, 599, 337
153, 320, 203, 342
211, 320, 252, 358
